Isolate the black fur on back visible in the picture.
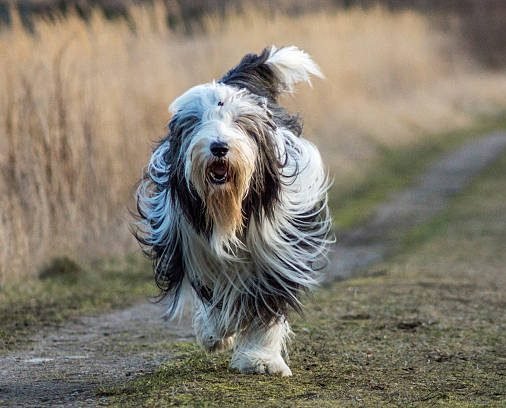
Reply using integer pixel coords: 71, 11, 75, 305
220, 47, 303, 137
220, 47, 279, 101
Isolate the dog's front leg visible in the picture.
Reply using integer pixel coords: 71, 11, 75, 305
230, 316, 292, 376
193, 302, 235, 352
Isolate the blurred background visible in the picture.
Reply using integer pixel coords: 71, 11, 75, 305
1, 0, 506, 284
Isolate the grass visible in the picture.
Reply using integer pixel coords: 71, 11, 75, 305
103, 144, 506, 406
0, 254, 154, 353
3, 4, 506, 283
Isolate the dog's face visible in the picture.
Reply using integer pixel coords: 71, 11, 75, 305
168, 83, 277, 244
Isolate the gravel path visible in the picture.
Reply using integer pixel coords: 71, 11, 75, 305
1, 132, 506, 407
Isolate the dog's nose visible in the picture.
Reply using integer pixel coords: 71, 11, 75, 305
210, 142, 229, 157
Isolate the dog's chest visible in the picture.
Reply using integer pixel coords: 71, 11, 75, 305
185, 239, 255, 288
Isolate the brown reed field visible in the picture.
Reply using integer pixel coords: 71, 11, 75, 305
2, 4, 506, 283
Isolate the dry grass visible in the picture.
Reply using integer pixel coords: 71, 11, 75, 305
2, 4, 506, 283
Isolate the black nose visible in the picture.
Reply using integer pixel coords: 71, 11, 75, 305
210, 142, 229, 157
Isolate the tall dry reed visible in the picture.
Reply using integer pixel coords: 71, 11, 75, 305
1, 5, 506, 282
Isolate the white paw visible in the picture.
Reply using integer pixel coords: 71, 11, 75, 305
230, 353, 292, 377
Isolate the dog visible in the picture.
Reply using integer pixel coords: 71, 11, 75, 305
134, 45, 332, 376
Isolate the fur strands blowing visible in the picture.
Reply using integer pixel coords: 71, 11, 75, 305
135, 45, 332, 376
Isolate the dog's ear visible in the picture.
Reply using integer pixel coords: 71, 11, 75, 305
220, 45, 323, 102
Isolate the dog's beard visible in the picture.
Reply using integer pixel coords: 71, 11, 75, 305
189, 142, 256, 254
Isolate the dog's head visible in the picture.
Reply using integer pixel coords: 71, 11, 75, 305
138, 46, 322, 257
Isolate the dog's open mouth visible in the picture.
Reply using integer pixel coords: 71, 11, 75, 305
208, 160, 229, 184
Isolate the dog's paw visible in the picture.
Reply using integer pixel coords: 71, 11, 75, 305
199, 334, 236, 353
230, 353, 292, 377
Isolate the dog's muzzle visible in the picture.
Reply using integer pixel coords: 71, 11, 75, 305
208, 142, 230, 184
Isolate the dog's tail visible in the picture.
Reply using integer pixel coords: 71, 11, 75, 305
220, 45, 323, 102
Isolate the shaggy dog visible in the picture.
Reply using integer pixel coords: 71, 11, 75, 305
135, 46, 332, 376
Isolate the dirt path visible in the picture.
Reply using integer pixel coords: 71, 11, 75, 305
328, 131, 506, 280
0, 304, 194, 407
1, 132, 506, 407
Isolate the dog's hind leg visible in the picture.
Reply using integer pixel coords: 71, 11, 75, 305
230, 316, 292, 376
193, 302, 236, 352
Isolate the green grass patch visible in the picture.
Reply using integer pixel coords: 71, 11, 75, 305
0, 254, 154, 353
330, 114, 506, 229
401, 211, 452, 252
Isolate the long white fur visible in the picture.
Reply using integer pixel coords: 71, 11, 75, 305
267, 45, 324, 91
137, 46, 330, 375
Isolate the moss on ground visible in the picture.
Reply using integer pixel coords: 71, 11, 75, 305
0, 254, 153, 353
104, 146, 506, 405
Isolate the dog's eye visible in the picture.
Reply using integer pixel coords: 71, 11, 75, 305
217, 101, 224, 107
